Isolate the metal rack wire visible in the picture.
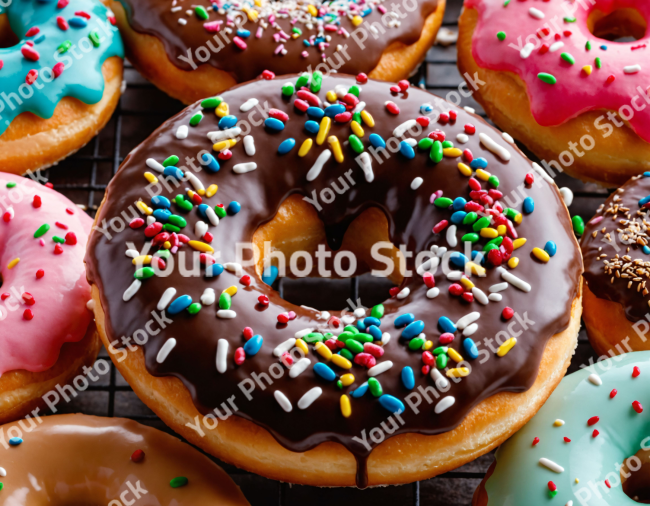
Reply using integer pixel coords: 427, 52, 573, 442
44, 0, 605, 503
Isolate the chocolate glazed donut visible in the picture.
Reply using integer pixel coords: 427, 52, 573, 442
85, 74, 583, 487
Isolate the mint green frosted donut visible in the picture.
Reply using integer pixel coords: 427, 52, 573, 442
0, 0, 123, 136
483, 351, 650, 505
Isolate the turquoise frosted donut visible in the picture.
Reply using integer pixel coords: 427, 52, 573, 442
474, 351, 650, 505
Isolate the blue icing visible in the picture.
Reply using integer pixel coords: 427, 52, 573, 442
0, 0, 123, 135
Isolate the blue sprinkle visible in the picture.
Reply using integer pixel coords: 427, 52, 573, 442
34, 34, 45, 44
278, 138, 296, 154
206, 263, 224, 277
167, 295, 192, 315
200, 152, 220, 173
643, 172, 650, 178
463, 338, 479, 360
153, 209, 171, 222
262, 265, 278, 286
151, 196, 171, 209
360, 7, 372, 16
401, 320, 424, 339
305, 120, 320, 134
452, 197, 467, 211
218, 115, 238, 129
400, 141, 415, 159
451, 211, 467, 225
364, 317, 381, 328
236, 29, 251, 38
394, 313, 415, 328
369, 133, 386, 149
302, 39, 311, 47
227, 201, 241, 215
356, 319, 366, 331
438, 316, 457, 334
600, 45, 607, 50
544, 241, 557, 257
197, 204, 209, 220
644, 245, 650, 255
264, 118, 285, 131
307, 106, 325, 120
449, 252, 469, 268
471, 250, 485, 264
470, 157, 488, 169
68, 17, 88, 28
401, 366, 415, 390
367, 325, 382, 341
378, 394, 405, 414
314, 362, 337, 381
243, 335, 264, 356
420, 103, 433, 114
163, 166, 184, 180
324, 104, 346, 117
8, 437, 22, 446
351, 382, 368, 398
523, 196, 534, 214
639, 196, 650, 207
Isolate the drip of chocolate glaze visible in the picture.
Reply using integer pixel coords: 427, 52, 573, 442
85, 74, 583, 487
117, 0, 439, 82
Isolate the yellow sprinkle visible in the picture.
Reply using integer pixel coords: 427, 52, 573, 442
295, 338, 308, 356
447, 348, 464, 363
197, 189, 206, 196
460, 277, 475, 290
423, 340, 433, 351
350, 120, 364, 137
163, 241, 171, 249
467, 262, 486, 276
480, 227, 498, 239
187, 190, 198, 200
497, 337, 517, 357
532, 247, 550, 263
206, 184, 218, 198
352, 15, 363, 26
443, 147, 463, 158
136, 201, 153, 216
215, 101, 229, 117
7, 258, 19, 269
340, 373, 355, 386
497, 224, 507, 236
575, 478, 580, 484
316, 116, 331, 145
253, 0, 261, 6
514, 213, 523, 225
457, 162, 472, 177
315, 341, 333, 360
328, 135, 344, 163
507, 256, 519, 269
331, 354, 352, 369
326, 90, 337, 103
298, 138, 313, 157
246, 9, 258, 21
213, 139, 237, 152
513, 238, 527, 250
132, 255, 152, 266
340, 394, 352, 418
307, 4, 318, 16
360, 110, 375, 127
446, 367, 470, 378
582, 65, 592, 76
144, 171, 158, 184
223, 285, 238, 296
554, 419, 565, 427
188, 240, 214, 253
475, 168, 491, 181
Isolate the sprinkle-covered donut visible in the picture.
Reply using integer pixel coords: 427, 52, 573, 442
85, 73, 583, 487
111, 0, 445, 103
472, 351, 650, 505
0, 173, 99, 423
0, 413, 250, 505
458, 0, 650, 186
0, 0, 124, 174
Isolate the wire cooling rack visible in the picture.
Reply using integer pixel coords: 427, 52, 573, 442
43, 0, 608, 503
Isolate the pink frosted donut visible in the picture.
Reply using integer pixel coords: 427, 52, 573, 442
0, 174, 99, 424
458, 0, 650, 186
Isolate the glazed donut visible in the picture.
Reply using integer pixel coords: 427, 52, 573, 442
458, 0, 650, 187
0, 174, 99, 424
85, 73, 583, 487
0, 0, 124, 175
0, 413, 250, 505
472, 352, 650, 505
111, 0, 445, 104
580, 173, 650, 356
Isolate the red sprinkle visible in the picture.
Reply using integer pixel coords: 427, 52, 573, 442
21, 45, 40, 61
240, 275, 251, 286
525, 173, 535, 186
54, 244, 63, 255
463, 149, 474, 162
438, 112, 449, 124
217, 149, 232, 161
260, 69, 275, 80
66, 208, 74, 215
389, 287, 400, 298
439, 333, 455, 345
36, 269, 44, 279
57, 0, 69, 7
422, 272, 435, 288
203, 231, 213, 243
606, 75, 616, 85
532, 437, 540, 446
633, 400, 644, 413
564, 437, 571, 443
432, 219, 448, 234
56, 16, 69, 31
293, 99, 309, 112
389, 85, 400, 93
605, 479, 611, 489
234, 347, 245, 365
281, 351, 293, 367
243, 327, 254, 340
25, 27, 40, 37
461, 292, 474, 303
32, 195, 41, 208
416, 116, 430, 128
22, 293, 35, 306
502, 307, 514, 320
464, 124, 476, 135
1, 293, 9, 301
610, 389, 618, 398
397, 79, 409, 92
233, 36, 247, 50
258, 294, 269, 306
633, 366, 641, 378
23, 309, 34, 320
592, 429, 600, 438
277, 313, 289, 324
548, 481, 557, 492
356, 73, 368, 84
26, 69, 38, 85
421, 365, 430, 375
449, 110, 457, 121
2, 211, 11, 222
131, 449, 145, 463
428, 130, 445, 142
587, 416, 599, 426
539, 43, 550, 55
448, 283, 464, 296
385, 101, 400, 115
269, 108, 289, 122
422, 351, 435, 366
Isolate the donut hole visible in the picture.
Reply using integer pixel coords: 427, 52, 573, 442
0, 14, 18, 48
621, 448, 650, 503
588, 8, 647, 42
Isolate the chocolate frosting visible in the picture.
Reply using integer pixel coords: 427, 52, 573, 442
85, 74, 583, 487
581, 175, 650, 322
118, 0, 439, 82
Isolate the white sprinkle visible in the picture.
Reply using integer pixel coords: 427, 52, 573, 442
393, 119, 417, 138
529, 7, 544, 19
0, 467, 5, 477
447, 271, 463, 281
435, 396, 455, 414
353, 307, 366, 318
456, 133, 469, 144
463, 323, 478, 337
404, 138, 417, 147
233, 162, 257, 174
224, 262, 242, 275
396, 287, 410, 300
588, 373, 602, 386
488, 293, 503, 302
178, 18, 187, 25
243, 135, 256, 156
290, 358, 311, 378
186, 172, 205, 193
472, 287, 489, 305
539, 458, 565, 474
352, 101, 366, 113
549, 41, 564, 52
240, 98, 259, 112
436, 247, 447, 257
123, 279, 142, 302
532, 162, 556, 185
273, 338, 296, 357
334, 84, 348, 98
146, 216, 155, 226
426, 287, 440, 299
86, 299, 95, 310
342, 314, 355, 324
294, 328, 313, 339
560, 187, 574, 207
274, 390, 292, 412
208, 127, 241, 143
195, 220, 209, 238
216, 309, 237, 319
176, 125, 189, 140
368, 361, 393, 377
417, 256, 439, 276
156, 338, 176, 363
479, 133, 511, 161
157, 287, 177, 310
411, 177, 423, 190
205, 207, 219, 227
447, 224, 458, 247
358, 152, 374, 182
306, 149, 332, 181
502, 132, 514, 144
520, 42, 535, 59
379, 333, 390, 346
498, 267, 532, 292
456, 312, 480, 330
431, 368, 449, 389
200, 288, 215, 306
216, 339, 229, 373
624, 64, 641, 74
171, 6, 182, 12
145, 158, 164, 173
298, 387, 322, 409
566, 502, 573, 506
464, 106, 476, 114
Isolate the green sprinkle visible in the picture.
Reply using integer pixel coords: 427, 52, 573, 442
434, 197, 453, 209
89, 30, 100, 47
170, 477, 188, 488
5, 182, 15, 188
310, 71, 323, 93
368, 377, 383, 397
430, 140, 443, 163
163, 155, 179, 167
595, 57, 602, 69
572, 215, 585, 236
337, 331, 355, 343
344, 325, 359, 334
339, 348, 353, 361
488, 175, 500, 188
538, 72, 557, 85
442, 140, 454, 149
352, 111, 361, 124
163, 223, 180, 233
349, 134, 364, 154
34, 224, 50, 238
503, 0, 510, 5
351, 333, 373, 344
189, 112, 203, 126
436, 353, 448, 369
433, 346, 448, 356
214, 206, 226, 218
485, 237, 504, 250
292, 27, 302, 36
201, 96, 223, 109
505, 208, 518, 220
463, 212, 478, 225
561, 52, 575, 65
461, 233, 480, 244
187, 303, 202, 315
408, 337, 425, 351
296, 73, 310, 89
134, 267, 155, 280
418, 137, 433, 150
195, 5, 209, 19
174, 195, 193, 212
586, 40, 592, 51
472, 216, 491, 232
348, 85, 360, 97
346, 339, 364, 354
168, 214, 187, 228
549, 490, 558, 499
564, 16, 576, 23
156, 250, 171, 260
497, 31, 506, 41
371, 304, 384, 319
57, 40, 72, 54
219, 292, 232, 310
304, 332, 325, 343
281, 83, 295, 96
52, 236, 65, 244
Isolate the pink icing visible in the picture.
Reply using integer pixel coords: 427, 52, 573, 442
466, 0, 650, 142
0, 174, 93, 376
